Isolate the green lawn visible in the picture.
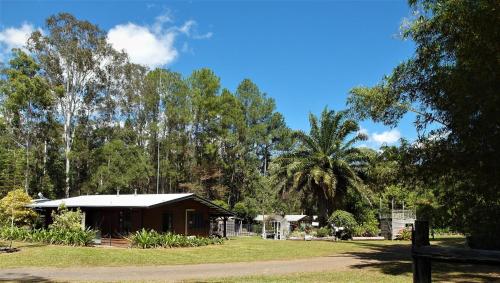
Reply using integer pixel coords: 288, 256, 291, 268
1, 236, 499, 283
196, 270, 412, 283
0, 237, 380, 268
193, 265, 500, 283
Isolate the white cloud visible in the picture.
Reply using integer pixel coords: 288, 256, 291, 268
371, 129, 401, 144
193, 32, 213, 39
355, 128, 401, 149
108, 23, 178, 68
168, 20, 212, 39
107, 13, 212, 68
0, 23, 36, 61
175, 20, 195, 35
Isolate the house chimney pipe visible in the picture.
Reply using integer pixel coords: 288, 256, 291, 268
134, 189, 137, 196
117, 188, 120, 196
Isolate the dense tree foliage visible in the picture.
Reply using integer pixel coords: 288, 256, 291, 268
1, 3, 496, 250
0, 189, 37, 226
347, 0, 500, 248
0, 13, 290, 212
272, 109, 370, 226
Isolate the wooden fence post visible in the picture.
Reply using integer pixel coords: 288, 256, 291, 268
413, 220, 431, 283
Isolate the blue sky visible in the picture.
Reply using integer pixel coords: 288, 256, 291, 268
0, 0, 417, 148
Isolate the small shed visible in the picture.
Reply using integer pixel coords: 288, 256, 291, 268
254, 214, 289, 240
380, 209, 416, 240
284, 215, 312, 232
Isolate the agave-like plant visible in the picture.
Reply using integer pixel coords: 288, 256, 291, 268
273, 108, 370, 226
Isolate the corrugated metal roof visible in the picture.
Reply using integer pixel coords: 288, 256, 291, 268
254, 214, 309, 222
29, 193, 194, 208
284, 215, 309, 222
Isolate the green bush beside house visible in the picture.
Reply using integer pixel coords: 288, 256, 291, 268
129, 228, 224, 249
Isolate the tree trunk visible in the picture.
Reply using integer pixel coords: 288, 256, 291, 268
64, 111, 72, 198
24, 139, 29, 195
318, 195, 328, 227
43, 140, 47, 176
24, 99, 32, 195
332, 188, 346, 211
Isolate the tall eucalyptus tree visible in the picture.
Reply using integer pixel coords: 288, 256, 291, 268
28, 13, 120, 197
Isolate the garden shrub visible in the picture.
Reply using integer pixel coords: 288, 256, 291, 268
353, 212, 380, 237
0, 205, 95, 246
315, 227, 331, 238
299, 223, 313, 234
50, 205, 84, 232
353, 226, 365, 237
0, 226, 95, 246
395, 227, 412, 241
129, 228, 224, 249
328, 210, 358, 240
353, 223, 380, 237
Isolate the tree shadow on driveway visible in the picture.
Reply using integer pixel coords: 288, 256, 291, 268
341, 241, 413, 276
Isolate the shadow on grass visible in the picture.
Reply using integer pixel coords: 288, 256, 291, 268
0, 273, 54, 282
335, 240, 500, 282
430, 236, 468, 248
433, 262, 500, 283
341, 241, 413, 276
13, 243, 49, 249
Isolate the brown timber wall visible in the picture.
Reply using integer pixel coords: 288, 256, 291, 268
142, 199, 211, 236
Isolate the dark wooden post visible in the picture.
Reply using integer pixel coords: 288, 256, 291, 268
108, 212, 112, 246
223, 217, 227, 238
413, 220, 431, 283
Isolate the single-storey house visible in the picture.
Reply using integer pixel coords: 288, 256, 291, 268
30, 193, 234, 238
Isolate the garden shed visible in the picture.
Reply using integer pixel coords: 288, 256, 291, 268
254, 214, 310, 240
380, 209, 416, 240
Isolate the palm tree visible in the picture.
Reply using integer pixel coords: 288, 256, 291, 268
273, 108, 369, 226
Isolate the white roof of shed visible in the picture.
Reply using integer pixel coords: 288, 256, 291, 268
254, 214, 284, 221
29, 193, 193, 208
284, 215, 309, 222
254, 214, 310, 222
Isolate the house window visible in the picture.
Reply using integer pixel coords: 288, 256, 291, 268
162, 213, 173, 232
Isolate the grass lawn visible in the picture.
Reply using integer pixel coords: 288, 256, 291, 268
1, 235, 499, 282
196, 265, 500, 283
0, 236, 385, 268
197, 270, 412, 283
